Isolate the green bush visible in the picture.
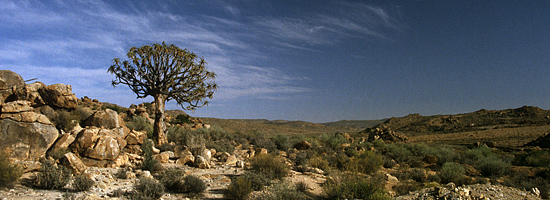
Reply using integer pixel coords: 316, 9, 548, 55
226, 176, 253, 200
72, 173, 94, 192
127, 116, 154, 137
464, 145, 494, 165
476, 155, 510, 177
272, 134, 291, 151
248, 131, 277, 152
250, 182, 311, 200
182, 175, 207, 195
323, 173, 391, 200
250, 154, 290, 180
0, 152, 23, 188
173, 114, 191, 124
237, 172, 272, 191
308, 156, 330, 172
53, 110, 80, 133
156, 168, 186, 192
320, 133, 348, 151
346, 151, 383, 174
26, 160, 72, 190
440, 162, 465, 184
114, 168, 129, 179
141, 139, 162, 172
131, 177, 165, 200
513, 150, 550, 167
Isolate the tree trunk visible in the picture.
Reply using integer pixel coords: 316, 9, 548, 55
153, 94, 167, 145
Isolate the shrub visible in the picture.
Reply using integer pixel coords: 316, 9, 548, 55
127, 116, 154, 137
156, 168, 186, 192
46, 147, 69, 161
114, 168, 129, 179
131, 177, 165, 200
26, 160, 72, 190
320, 133, 348, 150
173, 114, 190, 124
226, 176, 253, 200
308, 156, 330, 172
464, 145, 494, 165
248, 131, 277, 152
53, 110, 80, 133
272, 134, 291, 151
237, 172, 272, 191
476, 155, 510, 177
72, 173, 94, 192
181, 175, 207, 195
346, 151, 383, 174
141, 139, 162, 172
323, 172, 391, 200
513, 150, 550, 167
250, 154, 289, 180
440, 162, 465, 184
251, 182, 311, 200
383, 143, 414, 164
295, 181, 309, 193
0, 152, 23, 188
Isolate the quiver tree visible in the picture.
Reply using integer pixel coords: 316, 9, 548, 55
108, 42, 217, 145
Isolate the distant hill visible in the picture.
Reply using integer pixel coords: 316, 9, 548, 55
370, 106, 550, 135
321, 119, 387, 130
199, 118, 361, 135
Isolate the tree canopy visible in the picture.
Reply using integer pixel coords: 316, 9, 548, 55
108, 42, 217, 144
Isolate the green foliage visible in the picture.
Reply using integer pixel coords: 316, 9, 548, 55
173, 114, 190, 124
248, 131, 277, 152
323, 173, 391, 200
127, 116, 154, 137
236, 172, 272, 191
114, 168, 130, 179
0, 152, 23, 188
181, 175, 207, 195
26, 160, 72, 190
272, 134, 291, 151
250, 182, 312, 200
308, 156, 330, 172
504, 170, 550, 199
439, 162, 465, 184
72, 173, 95, 192
475, 155, 510, 177
46, 147, 69, 161
344, 151, 383, 174
53, 110, 80, 133
141, 139, 162, 172
463, 145, 494, 165
156, 169, 206, 195
226, 176, 253, 200
131, 177, 165, 200
320, 133, 348, 150
251, 154, 290, 180
103, 104, 126, 113
513, 150, 550, 167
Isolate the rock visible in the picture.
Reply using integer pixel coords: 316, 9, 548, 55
83, 109, 124, 129
175, 150, 194, 165
163, 151, 176, 159
255, 148, 268, 155
385, 173, 399, 197
293, 141, 311, 150
201, 148, 212, 160
532, 187, 540, 196
38, 83, 78, 109
217, 152, 231, 162
363, 125, 408, 144
225, 154, 238, 165
71, 128, 100, 154
154, 152, 170, 163
125, 130, 146, 145
152, 146, 160, 154
1, 100, 33, 113
139, 170, 153, 179
236, 160, 245, 168
84, 135, 120, 160
125, 145, 142, 154
1, 111, 52, 124
0, 119, 58, 161
49, 133, 76, 153
195, 155, 210, 169
110, 153, 129, 168
423, 155, 439, 165
7, 82, 46, 107
0, 70, 24, 89
60, 152, 87, 174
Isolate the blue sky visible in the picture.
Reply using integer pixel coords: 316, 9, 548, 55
2, 0, 549, 123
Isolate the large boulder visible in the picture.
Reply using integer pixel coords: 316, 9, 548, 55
60, 152, 87, 174
0, 70, 25, 104
84, 135, 121, 160
38, 83, 78, 109
5, 82, 46, 107
83, 109, 124, 129
363, 125, 408, 144
0, 119, 58, 161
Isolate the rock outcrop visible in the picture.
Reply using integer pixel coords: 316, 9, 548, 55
362, 125, 408, 143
